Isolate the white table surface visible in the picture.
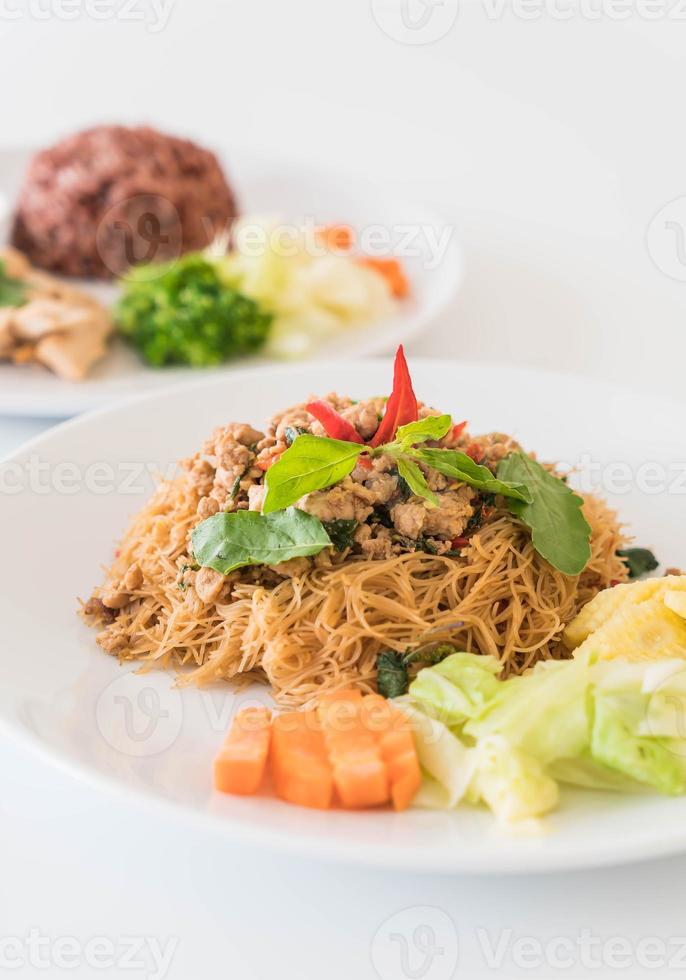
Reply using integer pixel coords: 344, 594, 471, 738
3, 5, 686, 978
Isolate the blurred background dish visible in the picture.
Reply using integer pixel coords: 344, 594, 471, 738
0, 144, 462, 417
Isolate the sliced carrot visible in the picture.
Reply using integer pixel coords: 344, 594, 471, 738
361, 696, 422, 811
214, 706, 272, 795
318, 693, 389, 808
356, 257, 410, 299
315, 224, 354, 251
271, 711, 334, 810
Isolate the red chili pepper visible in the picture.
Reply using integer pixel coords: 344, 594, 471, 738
369, 345, 418, 448
451, 420, 467, 441
465, 442, 484, 462
306, 400, 364, 444
451, 536, 469, 549
357, 456, 373, 470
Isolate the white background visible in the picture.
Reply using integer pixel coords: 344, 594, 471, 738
2, 2, 686, 978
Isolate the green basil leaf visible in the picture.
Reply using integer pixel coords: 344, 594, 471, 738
497, 452, 592, 575
410, 447, 531, 503
0, 260, 28, 308
617, 547, 659, 579
377, 650, 409, 699
322, 518, 358, 552
262, 434, 364, 514
393, 414, 452, 450
192, 507, 332, 575
397, 457, 439, 508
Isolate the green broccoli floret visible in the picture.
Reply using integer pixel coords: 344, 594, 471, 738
115, 253, 272, 367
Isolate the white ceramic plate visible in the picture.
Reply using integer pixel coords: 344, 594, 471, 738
1, 359, 685, 874
0, 146, 461, 418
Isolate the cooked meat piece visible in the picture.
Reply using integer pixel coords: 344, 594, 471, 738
270, 557, 312, 577
195, 567, 225, 605
359, 471, 398, 505
354, 523, 393, 559
299, 481, 375, 523
96, 627, 128, 655
390, 500, 426, 540
423, 487, 476, 537
11, 298, 103, 340
271, 406, 314, 442
425, 469, 450, 492
101, 587, 130, 610
197, 495, 220, 519
34, 325, 110, 382
123, 563, 143, 591
248, 484, 266, 512
341, 397, 385, 440
224, 423, 264, 447
182, 457, 215, 496
471, 433, 523, 469
0, 247, 112, 379
82, 596, 116, 624
391, 486, 475, 541
204, 426, 256, 489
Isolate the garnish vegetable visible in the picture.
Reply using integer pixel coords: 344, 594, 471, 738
497, 452, 592, 576
191, 508, 331, 575
192, 346, 592, 578
214, 689, 421, 811
617, 547, 659, 579
399, 647, 686, 823
214, 706, 272, 795
115, 253, 272, 367
306, 400, 364, 444
369, 345, 418, 447
0, 259, 28, 307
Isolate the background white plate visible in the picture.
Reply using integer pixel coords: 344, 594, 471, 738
1, 358, 684, 875
0, 147, 461, 418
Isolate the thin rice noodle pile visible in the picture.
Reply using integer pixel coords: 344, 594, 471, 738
88, 474, 627, 707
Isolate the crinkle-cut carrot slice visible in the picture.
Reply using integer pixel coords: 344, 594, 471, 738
318, 694, 390, 808
214, 706, 272, 795
271, 710, 334, 810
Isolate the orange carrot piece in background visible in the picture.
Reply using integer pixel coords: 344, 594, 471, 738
356, 257, 410, 299
318, 696, 390, 809
271, 711, 334, 810
361, 696, 422, 811
315, 224, 354, 251
214, 706, 272, 796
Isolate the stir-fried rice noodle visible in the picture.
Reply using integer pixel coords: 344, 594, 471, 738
85, 473, 627, 707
